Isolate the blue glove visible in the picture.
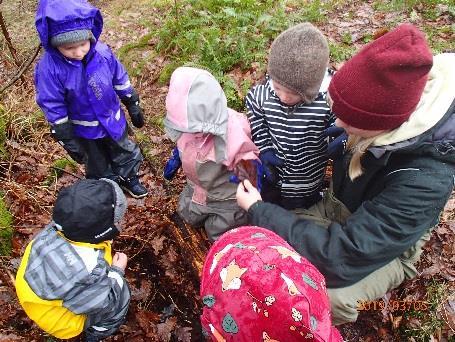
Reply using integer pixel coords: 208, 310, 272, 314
323, 125, 348, 159
229, 175, 240, 184
254, 160, 263, 192
163, 147, 181, 180
259, 150, 283, 184
259, 150, 284, 167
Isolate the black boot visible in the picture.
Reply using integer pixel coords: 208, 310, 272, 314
119, 176, 148, 198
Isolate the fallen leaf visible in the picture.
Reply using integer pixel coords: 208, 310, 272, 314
392, 315, 403, 330
135, 310, 160, 338
156, 316, 177, 342
175, 326, 192, 342
151, 235, 166, 255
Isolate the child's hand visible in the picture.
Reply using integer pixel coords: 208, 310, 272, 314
323, 125, 348, 160
236, 179, 262, 211
112, 252, 128, 271
121, 90, 145, 128
259, 150, 283, 184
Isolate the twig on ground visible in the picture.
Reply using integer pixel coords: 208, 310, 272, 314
0, 44, 41, 95
50, 166, 83, 180
167, 294, 185, 315
0, 5, 22, 69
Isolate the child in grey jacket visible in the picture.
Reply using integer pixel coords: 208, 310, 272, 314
15, 179, 130, 341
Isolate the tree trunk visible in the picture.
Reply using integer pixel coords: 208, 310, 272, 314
168, 212, 210, 275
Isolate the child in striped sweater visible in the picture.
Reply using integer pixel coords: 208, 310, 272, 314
246, 23, 334, 210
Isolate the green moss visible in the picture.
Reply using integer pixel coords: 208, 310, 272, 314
43, 158, 78, 186
0, 194, 13, 256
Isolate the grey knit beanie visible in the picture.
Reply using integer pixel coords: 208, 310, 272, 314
267, 23, 329, 104
50, 29, 94, 47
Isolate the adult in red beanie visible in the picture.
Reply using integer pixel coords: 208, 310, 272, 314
329, 23, 433, 131
236, 23, 455, 324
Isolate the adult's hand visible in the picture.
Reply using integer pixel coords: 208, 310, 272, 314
236, 179, 262, 211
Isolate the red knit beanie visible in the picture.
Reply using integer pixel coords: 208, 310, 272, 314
328, 24, 433, 130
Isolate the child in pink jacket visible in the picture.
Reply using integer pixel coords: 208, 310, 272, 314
163, 67, 260, 241
200, 226, 342, 341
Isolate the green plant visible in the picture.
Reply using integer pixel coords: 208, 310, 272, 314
297, 0, 328, 23
151, 0, 289, 109
362, 34, 373, 43
0, 193, 13, 256
329, 41, 356, 63
43, 158, 78, 186
402, 280, 451, 341
341, 32, 352, 45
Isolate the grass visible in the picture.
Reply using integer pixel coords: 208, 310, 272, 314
116, 32, 157, 77
0, 193, 13, 256
402, 280, 452, 341
423, 24, 455, 54
112, 0, 454, 111
368, 1, 454, 54
285, 0, 346, 23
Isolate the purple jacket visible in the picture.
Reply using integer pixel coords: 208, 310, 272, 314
34, 0, 133, 141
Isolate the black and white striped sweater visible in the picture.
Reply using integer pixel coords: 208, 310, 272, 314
246, 75, 334, 203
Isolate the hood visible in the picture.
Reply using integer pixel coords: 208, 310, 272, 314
165, 67, 229, 162
371, 53, 455, 152
35, 0, 103, 52
200, 226, 342, 341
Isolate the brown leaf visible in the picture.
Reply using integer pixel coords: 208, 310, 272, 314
151, 235, 166, 255
373, 28, 389, 40
420, 264, 442, 278
130, 279, 152, 301
392, 315, 403, 330
175, 326, 192, 342
135, 310, 160, 338
149, 135, 166, 144
156, 316, 177, 342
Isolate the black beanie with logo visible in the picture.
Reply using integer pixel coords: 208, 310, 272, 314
52, 179, 127, 243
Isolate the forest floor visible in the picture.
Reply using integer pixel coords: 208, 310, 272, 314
0, 0, 454, 341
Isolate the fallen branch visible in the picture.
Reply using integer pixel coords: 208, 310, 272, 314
0, 44, 41, 95
0, 5, 21, 68
50, 165, 83, 180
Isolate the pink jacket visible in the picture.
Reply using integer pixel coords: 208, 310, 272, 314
200, 226, 343, 341
165, 67, 259, 205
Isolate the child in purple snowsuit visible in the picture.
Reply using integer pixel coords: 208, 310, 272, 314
34, 0, 147, 198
